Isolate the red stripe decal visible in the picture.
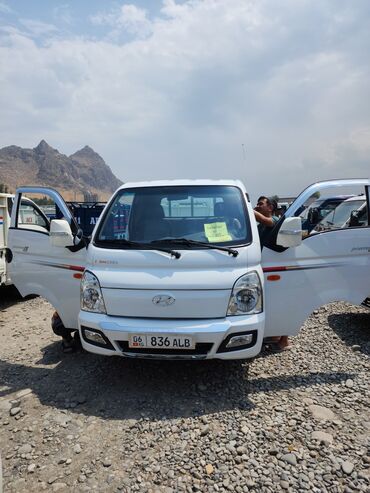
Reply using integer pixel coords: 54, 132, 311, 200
67, 265, 85, 272
30, 261, 85, 272
263, 266, 287, 272
263, 264, 335, 273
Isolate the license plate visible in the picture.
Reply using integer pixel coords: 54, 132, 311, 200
129, 334, 194, 350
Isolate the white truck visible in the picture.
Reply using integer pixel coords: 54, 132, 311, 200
6, 178, 370, 360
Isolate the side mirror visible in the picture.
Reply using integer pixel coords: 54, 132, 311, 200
308, 207, 320, 225
50, 219, 73, 247
276, 217, 303, 248
73, 227, 84, 246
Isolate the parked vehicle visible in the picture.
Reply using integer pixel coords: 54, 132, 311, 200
56, 202, 107, 237
301, 195, 354, 232
277, 202, 290, 216
6, 179, 370, 360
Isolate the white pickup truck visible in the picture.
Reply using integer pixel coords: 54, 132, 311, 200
6, 178, 370, 360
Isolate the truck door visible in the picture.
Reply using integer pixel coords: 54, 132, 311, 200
7, 188, 87, 330
0, 194, 10, 285
262, 179, 370, 337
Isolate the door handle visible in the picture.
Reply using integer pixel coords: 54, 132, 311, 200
13, 245, 29, 252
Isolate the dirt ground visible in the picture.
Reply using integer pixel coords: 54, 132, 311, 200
0, 286, 369, 492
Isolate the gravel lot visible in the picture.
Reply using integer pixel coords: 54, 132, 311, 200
0, 287, 369, 493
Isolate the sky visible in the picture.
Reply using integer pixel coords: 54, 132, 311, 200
1, 0, 370, 198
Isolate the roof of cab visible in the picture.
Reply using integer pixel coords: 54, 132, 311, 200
117, 179, 246, 191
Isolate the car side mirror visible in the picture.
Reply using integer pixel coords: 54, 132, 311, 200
50, 219, 74, 247
73, 227, 84, 246
276, 217, 303, 248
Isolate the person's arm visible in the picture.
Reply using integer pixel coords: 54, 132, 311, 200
254, 210, 275, 227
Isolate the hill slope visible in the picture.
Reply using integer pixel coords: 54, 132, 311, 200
0, 140, 122, 200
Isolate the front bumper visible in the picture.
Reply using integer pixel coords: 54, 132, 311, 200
78, 311, 264, 360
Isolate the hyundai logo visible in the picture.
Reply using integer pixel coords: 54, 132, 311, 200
152, 295, 176, 307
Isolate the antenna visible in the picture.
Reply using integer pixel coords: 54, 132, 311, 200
241, 144, 247, 164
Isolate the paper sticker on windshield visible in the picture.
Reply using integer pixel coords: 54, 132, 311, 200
204, 222, 232, 242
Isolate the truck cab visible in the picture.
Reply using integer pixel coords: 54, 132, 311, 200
6, 179, 370, 360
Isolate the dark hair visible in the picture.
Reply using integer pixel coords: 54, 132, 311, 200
257, 196, 278, 213
267, 197, 278, 213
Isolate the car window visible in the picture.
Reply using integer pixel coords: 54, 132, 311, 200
17, 199, 49, 232
312, 199, 366, 232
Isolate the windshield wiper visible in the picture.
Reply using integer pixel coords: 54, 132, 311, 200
151, 238, 239, 257
96, 239, 181, 259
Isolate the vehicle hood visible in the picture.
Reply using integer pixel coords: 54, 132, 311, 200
87, 245, 260, 319
88, 246, 255, 290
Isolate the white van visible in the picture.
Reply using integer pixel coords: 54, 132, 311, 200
6, 179, 370, 360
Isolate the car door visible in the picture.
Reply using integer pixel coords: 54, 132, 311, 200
262, 179, 370, 337
0, 194, 9, 285
7, 187, 87, 330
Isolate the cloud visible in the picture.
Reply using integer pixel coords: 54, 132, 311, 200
19, 19, 58, 37
0, 0, 369, 196
0, 2, 13, 14
53, 4, 73, 25
91, 4, 152, 39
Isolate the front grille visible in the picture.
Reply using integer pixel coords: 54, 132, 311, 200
361, 297, 370, 309
116, 341, 213, 356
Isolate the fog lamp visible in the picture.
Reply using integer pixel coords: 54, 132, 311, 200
225, 334, 253, 348
84, 329, 107, 345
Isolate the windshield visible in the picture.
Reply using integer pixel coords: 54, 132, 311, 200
313, 199, 366, 231
95, 185, 251, 247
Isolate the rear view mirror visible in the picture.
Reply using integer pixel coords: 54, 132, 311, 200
50, 219, 73, 247
277, 217, 303, 248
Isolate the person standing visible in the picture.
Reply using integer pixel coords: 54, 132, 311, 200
254, 196, 279, 247
255, 196, 291, 352
51, 311, 81, 353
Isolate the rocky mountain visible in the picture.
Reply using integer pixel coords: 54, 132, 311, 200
0, 140, 122, 200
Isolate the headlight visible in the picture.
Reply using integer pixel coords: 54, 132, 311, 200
81, 271, 106, 313
227, 271, 262, 316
